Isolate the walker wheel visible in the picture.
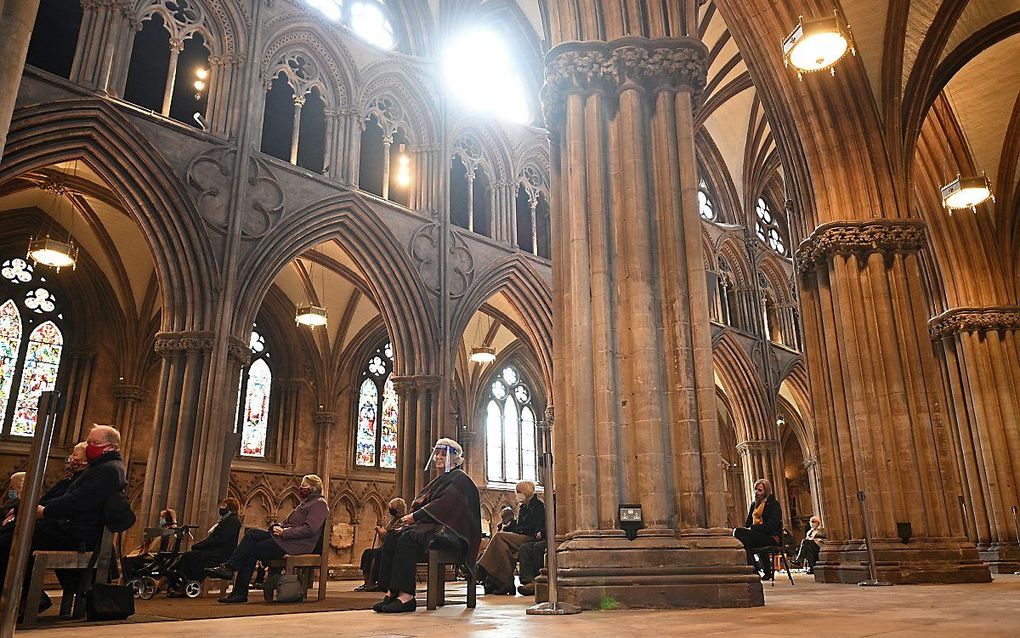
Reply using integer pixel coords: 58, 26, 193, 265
139, 576, 158, 600
127, 579, 143, 598
184, 581, 203, 598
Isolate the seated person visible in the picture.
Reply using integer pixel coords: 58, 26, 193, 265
0, 424, 127, 615
796, 515, 825, 573
355, 497, 407, 591
732, 478, 783, 580
495, 506, 514, 532
39, 443, 89, 507
373, 438, 481, 614
208, 474, 329, 603
516, 536, 546, 596
122, 508, 177, 580
1, 472, 26, 534
166, 497, 242, 595
477, 480, 545, 595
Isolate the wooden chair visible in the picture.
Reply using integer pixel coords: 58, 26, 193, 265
263, 521, 329, 602
202, 577, 231, 597
425, 545, 476, 611
21, 527, 115, 627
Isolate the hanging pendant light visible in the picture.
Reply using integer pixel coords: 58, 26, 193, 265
783, 10, 855, 79
295, 303, 328, 327
27, 235, 78, 271
941, 173, 993, 213
469, 346, 496, 363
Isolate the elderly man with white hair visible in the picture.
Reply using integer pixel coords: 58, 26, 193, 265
0, 424, 127, 616
373, 438, 481, 613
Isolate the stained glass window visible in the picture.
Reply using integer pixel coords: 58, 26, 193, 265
485, 364, 539, 485
1, 258, 66, 438
755, 197, 786, 255
0, 300, 23, 428
236, 328, 272, 458
11, 321, 63, 436
355, 341, 399, 469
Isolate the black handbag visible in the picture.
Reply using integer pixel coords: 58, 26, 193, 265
86, 583, 135, 621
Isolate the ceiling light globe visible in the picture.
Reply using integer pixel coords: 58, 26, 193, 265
295, 304, 328, 327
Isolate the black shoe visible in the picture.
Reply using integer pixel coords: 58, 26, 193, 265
517, 583, 535, 596
217, 592, 248, 603
377, 597, 416, 613
372, 595, 395, 611
761, 573, 774, 581
206, 565, 234, 580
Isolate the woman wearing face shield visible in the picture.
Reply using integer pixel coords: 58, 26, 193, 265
373, 438, 481, 613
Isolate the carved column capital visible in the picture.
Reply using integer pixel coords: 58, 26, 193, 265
736, 439, 779, 457
803, 457, 819, 471
542, 37, 708, 130
928, 306, 1020, 340
154, 331, 215, 356
112, 383, 145, 402
389, 375, 418, 395
313, 411, 336, 428
227, 335, 252, 366
796, 219, 927, 273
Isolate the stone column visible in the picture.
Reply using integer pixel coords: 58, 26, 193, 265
797, 219, 990, 584
314, 410, 337, 499
542, 37, 762, 609
0, 0, 41, 162
112, 382, 144, 474
58, 345, 97, 447
289, 94, 305, 165
803, 457, 824, 522
73, 0, 132, 93
930, 306, 1020, 573
391, 375, 442, 499
161, 37, 184, 117
206, 54, 245, 138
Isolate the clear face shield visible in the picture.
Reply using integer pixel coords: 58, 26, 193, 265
424, 442, 460, 473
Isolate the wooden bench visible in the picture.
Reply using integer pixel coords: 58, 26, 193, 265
425, 546, 476, 610
21, 527, 115, 627
263, 521, 329, 602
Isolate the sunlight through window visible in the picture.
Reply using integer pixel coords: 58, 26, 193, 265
444, 30, 530, 124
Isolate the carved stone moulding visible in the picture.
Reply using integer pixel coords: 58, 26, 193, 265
795, 218, 927, 273
313, 411, 337, 428
227, 334, 252, 366
154, 330, 216, 355
928, 306, 1020, 340
541, 37, 709, 129
112, 383, 145, 402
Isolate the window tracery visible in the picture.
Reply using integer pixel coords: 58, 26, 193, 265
237, 327, 271, 458
699, 179, 716, 221
485, 364, 538, 485
755, 197, 786, 255
355, 341, 398, 469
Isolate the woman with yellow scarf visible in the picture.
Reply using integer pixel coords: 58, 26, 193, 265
733, 478, 783, 580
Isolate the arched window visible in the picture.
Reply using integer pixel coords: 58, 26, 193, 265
26, 0, 84, 79
355, 342, 399, 469
450, 138, 490, 237
359, 100, 412, 206
755, 197, 786, 255
236, 328, 271, 458
303, 0, 398, 50
260, 53, 327, 172
443, 30, 530, 124
485, 365, 537, 485
699, 180, 716, 221
0, 258, 65, 437
123, 4, 211, 129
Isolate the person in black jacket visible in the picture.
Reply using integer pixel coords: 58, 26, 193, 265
166, 497, 242, 595
476, 480, 545, 595
733, 478, 783, 580
39, 442, 89, 506
0, 424, 127, 612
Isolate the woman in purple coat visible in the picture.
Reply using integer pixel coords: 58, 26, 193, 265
207, 474, 329, 603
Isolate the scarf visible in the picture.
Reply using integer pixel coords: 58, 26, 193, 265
752, 498, 767, 527
411, 468, 482, 567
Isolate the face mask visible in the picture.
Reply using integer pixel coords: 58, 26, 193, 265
389, 508, 400, 517
219, 507, 230, 517
85, 443, 108, 463
515, 493, 526, 503
160, 518, 171, 526
298, 486, 312, 499
7, 490, 16, 501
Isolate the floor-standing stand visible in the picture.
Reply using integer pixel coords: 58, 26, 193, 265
1012, 506, 1020, 575
527, 409, 581, 615
856, 491, 892, 587
0, 391, 61, 637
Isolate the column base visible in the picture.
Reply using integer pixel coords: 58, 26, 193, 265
814, 537, 991, 584
977, 543, 1020, 574
535, 528, 763, 610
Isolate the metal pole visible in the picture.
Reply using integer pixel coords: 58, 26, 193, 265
1, 391, 61, 635
856, 490, 891, 587
1011, 506, 1020, 575
527, 408, 580, 615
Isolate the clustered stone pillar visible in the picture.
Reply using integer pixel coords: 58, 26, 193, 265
314, 410, 337, 499
736, 440, 783, 503
797, 219, 990, 584
930, 306, 1020, 573
112, 381, 144, 472
0, 0, 41, 163
542, 37, 762, 609
391, 375, 441, 500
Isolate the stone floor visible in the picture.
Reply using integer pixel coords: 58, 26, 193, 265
22, 573, 1020, 637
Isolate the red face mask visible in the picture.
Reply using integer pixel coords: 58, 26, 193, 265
298, 486, 312, 499
85, 443, 108, 463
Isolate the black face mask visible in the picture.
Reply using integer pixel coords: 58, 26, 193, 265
218, 507, 229, 517
389, 508, 400, 517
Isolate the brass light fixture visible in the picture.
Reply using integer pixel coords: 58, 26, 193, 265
27, 236, 78, 271
941, 173, 994, 213
395, 143, 411, 187
469, 346, 496, 364
783, 10, 855, 78
295, 303, 328, 327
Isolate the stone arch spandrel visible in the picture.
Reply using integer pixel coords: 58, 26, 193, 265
232, 191, 438, 376
1, 99, 218, 332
